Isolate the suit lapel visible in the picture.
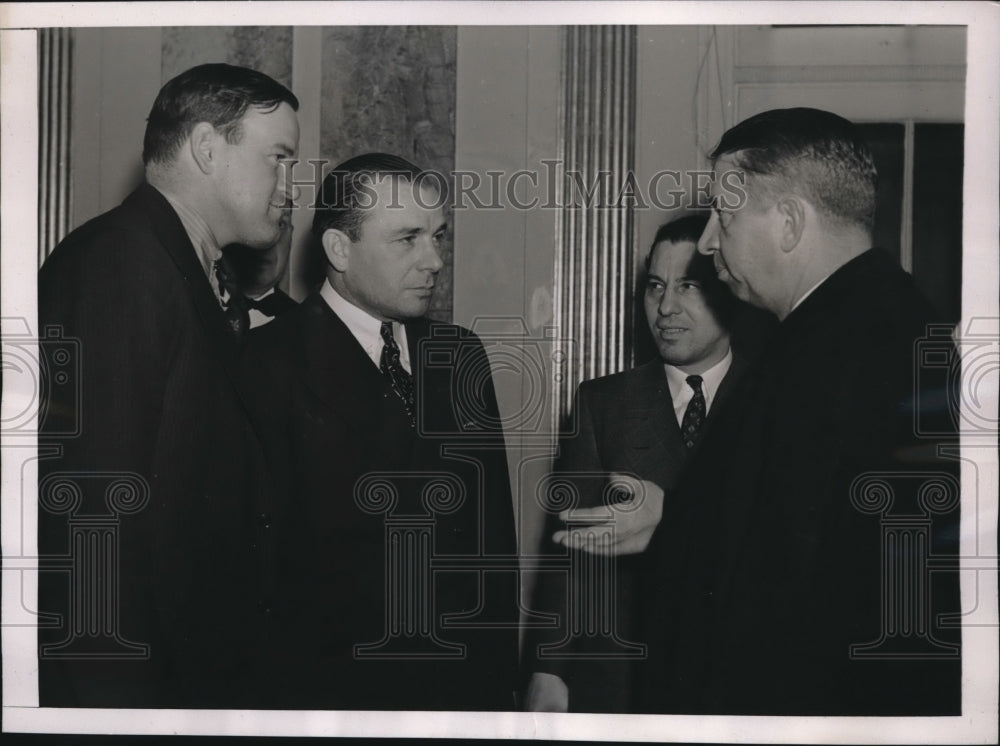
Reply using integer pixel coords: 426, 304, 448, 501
711, 353, 748, 418
623, 353, 748, 490
125, 184, 279, 438
129, 184, 237, 358
298, 295, 385, 417
297, 296, 416, 455
406, 318, 451, 433
622, 361, 685, 487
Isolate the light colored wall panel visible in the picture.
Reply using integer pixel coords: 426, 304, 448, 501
454, 26, 562, 575
71, 28, 161, 227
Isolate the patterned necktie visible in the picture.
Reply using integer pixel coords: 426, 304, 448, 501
379, 321, 415, 428
680, 374, 706, 449
213, 258, 249, 345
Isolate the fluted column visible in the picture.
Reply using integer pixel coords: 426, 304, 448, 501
38, 28, 73, 263
553, 26, 637, 425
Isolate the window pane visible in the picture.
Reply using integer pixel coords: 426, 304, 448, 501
857, 123, 905, 264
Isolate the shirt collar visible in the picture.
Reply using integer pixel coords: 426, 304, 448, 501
155, 186, 221, 280
664, 347, 733, 411
320, 279, 411, 372
789, 275, 830, 315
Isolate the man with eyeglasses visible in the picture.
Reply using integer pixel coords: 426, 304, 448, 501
634, 107, 962, 715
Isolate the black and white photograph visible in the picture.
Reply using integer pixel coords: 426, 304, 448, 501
1, 2, 997, 742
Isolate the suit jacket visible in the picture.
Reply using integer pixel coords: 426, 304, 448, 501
526, 355, 745, 712
246, 294, 520, 710
637, 249, 962, 715
37, 184, 279, 708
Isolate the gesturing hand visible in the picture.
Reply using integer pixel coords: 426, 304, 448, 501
551, 473, 664, 555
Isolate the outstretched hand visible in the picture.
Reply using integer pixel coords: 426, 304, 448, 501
551, 473, 664, 555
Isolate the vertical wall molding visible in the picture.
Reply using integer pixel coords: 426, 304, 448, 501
289, 26, 323, 300
553, 26, 637, 427
37, 28, 72, 264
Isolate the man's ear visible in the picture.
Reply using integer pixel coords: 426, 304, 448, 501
775, 195, 806, 253
189, 122, 217, 175
321, 229, 351, 273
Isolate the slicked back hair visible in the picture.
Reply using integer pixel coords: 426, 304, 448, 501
311, 152, 446, 241
142, 63, 299, 166
645, 212, 738, 329
710, 107, 877, 232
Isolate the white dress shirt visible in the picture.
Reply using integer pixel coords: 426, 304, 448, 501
320, 279, 412, 373
664, 348, 733, 428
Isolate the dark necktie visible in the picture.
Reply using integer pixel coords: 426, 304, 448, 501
213, 258, 249, 345
680, 374, 706, 449
379, 321, 415, 428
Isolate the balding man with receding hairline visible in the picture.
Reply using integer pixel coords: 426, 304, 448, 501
39, 63, 300, 708
637, 108, 961, 715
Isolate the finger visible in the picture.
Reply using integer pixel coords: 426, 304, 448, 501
558, 505, 618, 523
558, 527, 620, 552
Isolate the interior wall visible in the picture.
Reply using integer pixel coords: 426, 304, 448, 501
70, 28, 161, 229
453, 27, 562, 595
633, 26, 708, 263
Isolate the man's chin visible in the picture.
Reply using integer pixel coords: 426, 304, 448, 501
721, 275, 749, 301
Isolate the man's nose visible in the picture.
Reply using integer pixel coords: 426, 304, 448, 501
658, 287, 681, 316
697, 213, 719, 255
278, 163, 301, 205
421, 240, 444, 272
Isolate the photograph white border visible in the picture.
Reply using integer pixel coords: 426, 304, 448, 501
2, 2, 997, 742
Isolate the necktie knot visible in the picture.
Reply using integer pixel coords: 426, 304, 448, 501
380, 321, 396, 347
686, 374, 703, 394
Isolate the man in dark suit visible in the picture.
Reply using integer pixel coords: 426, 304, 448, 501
637, 108, 961, 714
38, 63, 300, 708
247, 153, 519, 710
524, 214, 749, 712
